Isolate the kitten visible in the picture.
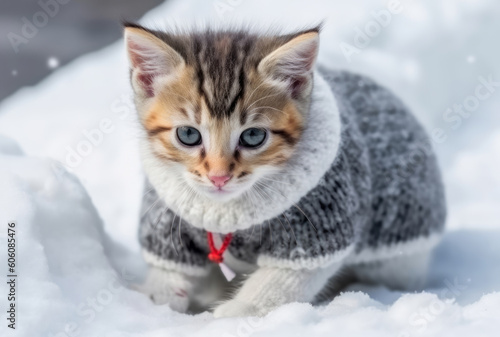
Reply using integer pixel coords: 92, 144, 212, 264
124, 23, 446, 317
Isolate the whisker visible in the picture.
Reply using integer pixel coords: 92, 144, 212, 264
246, 112, 272, 124
244, 189, 260, 240
260, 177, 294, 186
292, 203, 317, 232
256, 181, 285, 201
171, 211, 179, 256
142, 186, 155, 197
252, 183, 267, 200
282, 212, 298, 245
178, 213, 184, 248
152, 206, 169, 232
247, 106, 286, 116
176, 184, 194, 249
177, 187, 187, 249
169, 181, 187, 256
246, 92, 281, 110
275, 214, 290, 240
161, 92, 191, 104
267, 220, 273, 244
248, 219, 257, 240
255, 182, 295, 245
140, 198, 162, 221
244, 81, 267, 105
257, 181, 318, 233
254, 184, 273, 206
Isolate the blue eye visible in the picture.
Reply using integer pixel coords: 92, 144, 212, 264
239, 128, 266, 148
177, 126, 201, 146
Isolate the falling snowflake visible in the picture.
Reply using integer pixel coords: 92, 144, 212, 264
12, 70, 18, 76
47, 57, 60, 69
467, 55, 476, 63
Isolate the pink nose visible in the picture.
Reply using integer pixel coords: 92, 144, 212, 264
209, 175, 232, 188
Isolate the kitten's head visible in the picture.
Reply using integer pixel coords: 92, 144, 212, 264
125, 24, 319, 203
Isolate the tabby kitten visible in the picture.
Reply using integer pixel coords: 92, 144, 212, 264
124, 23, 446, 317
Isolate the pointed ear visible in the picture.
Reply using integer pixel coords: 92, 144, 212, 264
124, 25, 184, 98
258, 31, 319, 98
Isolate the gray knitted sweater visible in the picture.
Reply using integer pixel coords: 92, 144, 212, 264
139, 68, 446, 273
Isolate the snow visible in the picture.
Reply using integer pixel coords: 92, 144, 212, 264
47, 57, 60, 69
1, 0, 499, 336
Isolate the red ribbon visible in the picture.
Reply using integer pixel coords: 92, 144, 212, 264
207, 232, 233, 264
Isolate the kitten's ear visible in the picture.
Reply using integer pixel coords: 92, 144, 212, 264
124, 24, 184, 97
258, 31, 319, 98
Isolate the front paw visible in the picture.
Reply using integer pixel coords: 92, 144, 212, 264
132, 283, 189, 313
214, 299, 273, 318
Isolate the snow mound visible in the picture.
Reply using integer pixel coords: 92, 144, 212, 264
0, 145, 499, 336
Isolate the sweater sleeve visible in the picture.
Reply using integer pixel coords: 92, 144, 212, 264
139, 181, 210, 276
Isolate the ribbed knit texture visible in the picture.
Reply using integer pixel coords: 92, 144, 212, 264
139, 68, 446, 270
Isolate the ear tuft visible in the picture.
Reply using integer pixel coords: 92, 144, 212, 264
124, 26, 184, 97
259, 31, 319, 98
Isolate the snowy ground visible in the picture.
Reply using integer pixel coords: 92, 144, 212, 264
1, 0, 500, 336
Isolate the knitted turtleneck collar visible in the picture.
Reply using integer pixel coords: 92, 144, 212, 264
140, 71, 341, 233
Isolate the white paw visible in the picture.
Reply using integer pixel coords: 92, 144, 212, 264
131, 282, 189, 313
213, 299, 270, 318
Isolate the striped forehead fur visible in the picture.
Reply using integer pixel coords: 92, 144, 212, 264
124, 22, 321, 119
